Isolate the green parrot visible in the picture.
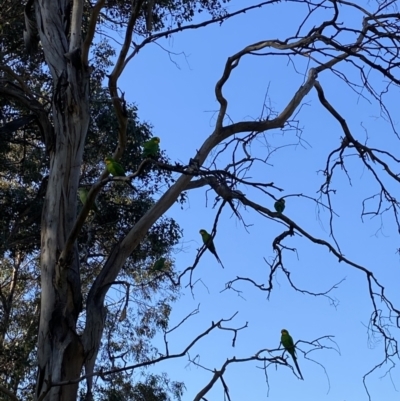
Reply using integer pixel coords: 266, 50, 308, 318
105, 157, 126, 176
152, 257, 167, 272
199, 229, 225, 268
142, 137, 160, 158
78, 187, 100, 213
274, 198, 285, 214
281, 329, 304, 380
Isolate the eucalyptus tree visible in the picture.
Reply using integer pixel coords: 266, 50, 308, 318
1, 0, 400, 400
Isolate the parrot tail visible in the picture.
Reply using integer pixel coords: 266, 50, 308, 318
215, 253, 225, 269
293, 356, 304, 380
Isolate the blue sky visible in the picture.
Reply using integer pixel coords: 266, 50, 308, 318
112, 0, 400, 399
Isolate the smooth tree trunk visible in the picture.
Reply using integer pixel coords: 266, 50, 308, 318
35, 1, 88, 400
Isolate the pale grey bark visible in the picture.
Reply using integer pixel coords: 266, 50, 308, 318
35, 0, 88, 400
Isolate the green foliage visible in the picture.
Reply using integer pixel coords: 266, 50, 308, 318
95, 373, 185, 401
0, 257, 39, 399
0, 92, 184, 399
104, 0, 230, 33
0, 85, 184, 401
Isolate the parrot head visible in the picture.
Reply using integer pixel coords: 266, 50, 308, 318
152, 137, 160, 144
281, 329, 289, 335
279, 198, 285, 204
199, 229, 207, 235
104, 157, 112, 164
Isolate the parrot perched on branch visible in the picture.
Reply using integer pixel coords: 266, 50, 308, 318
105, 157, 126, 176
78, 188, 100, 214
281, 329, 304, 380
199, 229, 225, 268
274, 198, 285, 214
152, 257, 167, 272
142, 137, 160, 158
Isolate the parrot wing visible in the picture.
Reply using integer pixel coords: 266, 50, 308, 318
105, 157, 126, 176
78, 189, 88, 205
78, 188, 100, 214
152, 258, 166, 271
200, 230, 225, 268
143, 141, 159, 158
281, 333, 304, 380
274, 199, 285, 213
112, 162, 126, 176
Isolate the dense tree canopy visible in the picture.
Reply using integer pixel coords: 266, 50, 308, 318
1, 0, 400, 400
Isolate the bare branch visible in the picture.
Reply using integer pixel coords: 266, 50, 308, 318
0, 385, 19, 401
82, 0, 106, 67
55, 312, 242, 388
125, 1, 282, 66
